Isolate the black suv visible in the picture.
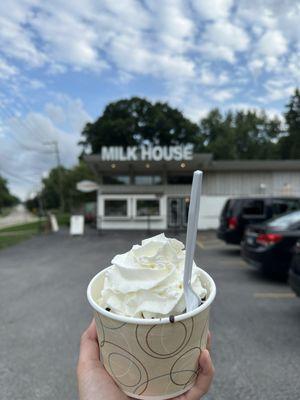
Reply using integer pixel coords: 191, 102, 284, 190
217, 197, 300, 245
289, 240, 300, 296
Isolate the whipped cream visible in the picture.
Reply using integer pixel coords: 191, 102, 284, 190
97, 233, 207, 318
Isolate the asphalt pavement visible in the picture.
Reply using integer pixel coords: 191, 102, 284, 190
1, 229, 300, 400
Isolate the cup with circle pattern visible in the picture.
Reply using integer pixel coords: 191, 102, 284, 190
87, 266, 216, 400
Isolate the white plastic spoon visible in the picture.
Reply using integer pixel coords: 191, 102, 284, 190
184, 170, 203, 313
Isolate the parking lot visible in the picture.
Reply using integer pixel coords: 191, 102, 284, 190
1, 229, 300, 400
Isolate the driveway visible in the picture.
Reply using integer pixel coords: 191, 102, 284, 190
1, 229, 300, 399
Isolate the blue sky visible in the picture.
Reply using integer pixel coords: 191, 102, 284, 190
0, 0, 300, 199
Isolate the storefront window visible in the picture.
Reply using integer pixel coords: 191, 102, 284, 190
104, 200, 128, 216
134, 175, 162, 185
167, 175, 193, 184
136, 200, 160, 217
103, 175, 130, 185
184, 197, 190, 224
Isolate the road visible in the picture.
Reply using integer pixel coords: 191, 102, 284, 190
0, 204, 38, 229
0, 230, 299, 399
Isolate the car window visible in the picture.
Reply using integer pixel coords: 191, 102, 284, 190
221, 200, 230, 217
267, 210, 300, 229
242, 200, 265, 218
272, 199, 300, 216
222, 199, 245, 217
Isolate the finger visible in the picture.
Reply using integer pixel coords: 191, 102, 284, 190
206, 331, 212, 352
78, 319, 101, 367
187, 350, 214, 400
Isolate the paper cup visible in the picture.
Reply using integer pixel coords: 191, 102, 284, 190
87, 267, 216, 400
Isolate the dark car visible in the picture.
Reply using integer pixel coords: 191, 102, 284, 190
217, 197, 300, 245
241, 210, 300, 278
289, 240, 300, 296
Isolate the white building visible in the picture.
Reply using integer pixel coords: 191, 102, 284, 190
84, 145, 300, 230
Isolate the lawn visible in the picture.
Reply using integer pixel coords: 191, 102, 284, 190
0, 221, 42, 250
0, 214, 70, 250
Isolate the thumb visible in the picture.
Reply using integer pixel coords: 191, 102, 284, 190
186, 350, 214, 400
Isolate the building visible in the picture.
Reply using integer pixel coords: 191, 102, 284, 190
83, 145, 300, 230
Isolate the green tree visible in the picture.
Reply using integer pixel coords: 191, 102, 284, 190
64, 162, 96, 211
0, 175, 19, 212
199, 108, 282, 159
199, 109, 236, 159
30, 162, 96, 213
233, 110, 281, 159
279, 88, 300, 159
80, 97, 201, 153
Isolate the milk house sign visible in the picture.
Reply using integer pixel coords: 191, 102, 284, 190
100, 144, 194, 161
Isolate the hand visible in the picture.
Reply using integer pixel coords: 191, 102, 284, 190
77, 319, 214, 400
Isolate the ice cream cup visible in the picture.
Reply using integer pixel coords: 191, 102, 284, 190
87, 266, 216, 400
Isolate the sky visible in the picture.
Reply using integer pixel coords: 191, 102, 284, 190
1, 0, 300, 199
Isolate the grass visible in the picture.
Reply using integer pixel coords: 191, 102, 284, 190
0, 207, 12, 218
0, 220, 43, 250
0, 212, 70, 250
0, 232, 37, 250
0, 221, 42, 233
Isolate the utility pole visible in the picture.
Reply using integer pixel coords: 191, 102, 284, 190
43, 140, 64, 213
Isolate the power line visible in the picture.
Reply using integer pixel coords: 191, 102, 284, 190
0, 84, 49, 137
0, 166, 38, 184
0, 105, 55, 154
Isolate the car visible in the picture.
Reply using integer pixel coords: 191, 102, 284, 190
217, 196, 300, 245
289, 240, 300, 296
241, 210, 300, 279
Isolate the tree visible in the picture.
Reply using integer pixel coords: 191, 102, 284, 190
80, 97, 201, 153
279, 88, 300, 159
26, 162, 96, 213
0, 176, 19, 212
199, 108, 282, 159
199, 109, 236, 159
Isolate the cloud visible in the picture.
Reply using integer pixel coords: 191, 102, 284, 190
0, 57, 18, 79
256, 30, 287, 57
264, 79, 295, 101
192, 0, 234, 20
1, 0, 300, 197
198, 67, 229, 85
209, 88, 237, 102
0, 16, 45, 67
200, 20, 250, 62
0, 96, 91, 199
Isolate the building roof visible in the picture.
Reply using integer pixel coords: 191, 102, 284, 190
84, 153, 213, 174
84, 154, 300, 174
209, 160, 300, 171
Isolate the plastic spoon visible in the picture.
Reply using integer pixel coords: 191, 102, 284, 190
184, 170, 203, 313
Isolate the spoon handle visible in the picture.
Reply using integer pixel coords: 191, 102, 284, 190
184, 171, 203, 287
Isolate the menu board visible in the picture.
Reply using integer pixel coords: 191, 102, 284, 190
49, 214, 59, 232
70, 215, 84, 235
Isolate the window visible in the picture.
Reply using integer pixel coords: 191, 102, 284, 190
136, 199, 160, 217
267, 211, 300, 229
272, 199, 300, 216
134, 175, 162, 185
104, 200, 127, 217
183, 197, 190, 224
242, 200, 265, 217
167, 175, 193, 184
103, 175, 130, 185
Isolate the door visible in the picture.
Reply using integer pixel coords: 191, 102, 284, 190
167, 197, 190, 229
